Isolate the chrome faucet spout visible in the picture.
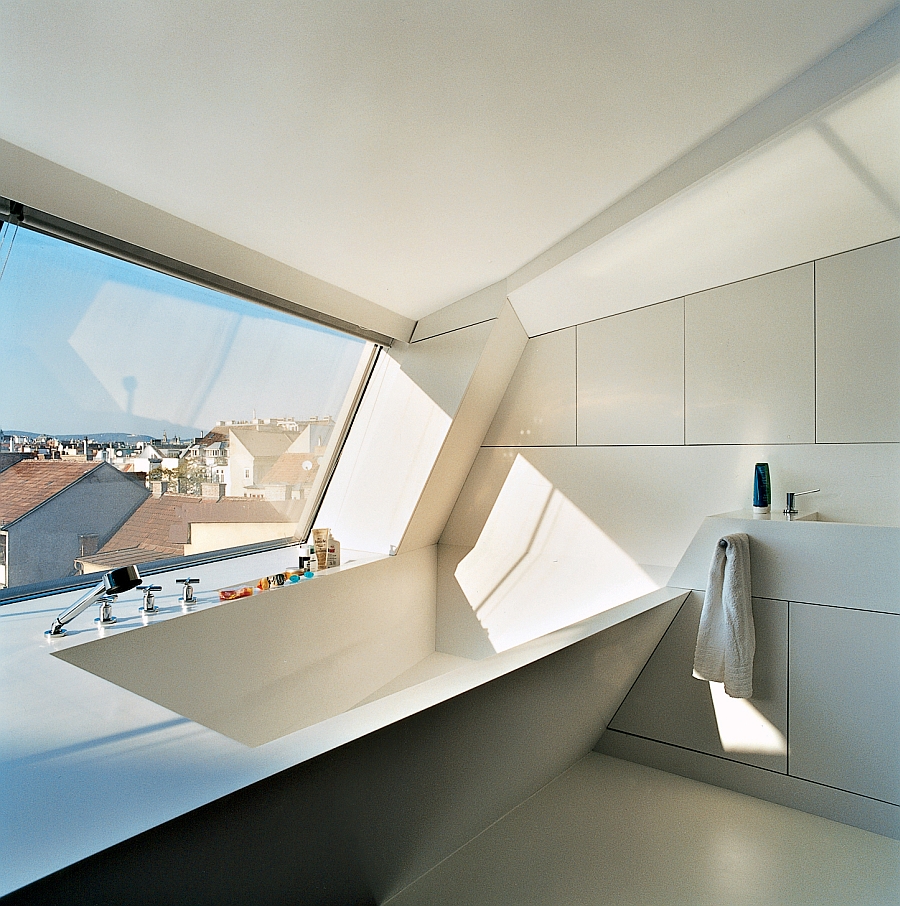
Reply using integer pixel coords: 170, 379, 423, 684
784, 488, 820, 518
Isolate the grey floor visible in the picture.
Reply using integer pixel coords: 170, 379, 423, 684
384, 754, 900, 906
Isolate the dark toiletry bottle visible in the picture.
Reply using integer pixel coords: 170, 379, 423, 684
753, 463, 771, 514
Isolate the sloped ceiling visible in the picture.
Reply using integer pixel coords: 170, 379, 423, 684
510, 63, 900, 335
1, 1, 898, 330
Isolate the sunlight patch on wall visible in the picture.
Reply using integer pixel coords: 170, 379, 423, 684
709, 681, 787, 755
316, 351, 453, 554
455, 454, 658, 652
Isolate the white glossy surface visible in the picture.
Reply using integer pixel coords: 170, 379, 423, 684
320, 317, 512, 556
669, 512, 900, 612
436, 542, 498, 660
395, 321, 495, 418
399, 303, 527, 553
455, 455, 659, 652
823, 67, 900, 215
442, 443, 900, 571
576, 299, 684, 445
0, 540, 684, 897
316, 350, 453, 554
685, 263, 815, 444
53, 548, 437, 747
816, 237, 900, 443
506, 62, 900, 338
611, 592, 789, 772
483, 328, 576, 447
385, 753, 900, 906
410, 280, 508, 342
790, 602, 900, 806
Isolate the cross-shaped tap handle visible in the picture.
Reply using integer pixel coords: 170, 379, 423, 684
176, 578, 200, 603
138, 584, 163, 613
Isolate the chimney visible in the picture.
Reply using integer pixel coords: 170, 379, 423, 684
201, 482, 226, 501
150, 480, 168, 498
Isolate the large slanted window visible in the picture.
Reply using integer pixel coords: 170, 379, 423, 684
0, 213, 377, 593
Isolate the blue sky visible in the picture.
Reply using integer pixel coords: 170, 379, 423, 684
0, 224, 365, 438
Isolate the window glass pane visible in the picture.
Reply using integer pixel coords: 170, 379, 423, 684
0, 222, 372, 590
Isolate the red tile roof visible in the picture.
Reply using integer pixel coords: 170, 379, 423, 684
98, 493, 299, 558
77, 546, 164, 571
197, 429, 228, 446
0, 461, 101, 526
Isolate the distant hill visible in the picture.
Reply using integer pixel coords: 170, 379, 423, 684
63, 433, 157, 444
2, 431, 156, 444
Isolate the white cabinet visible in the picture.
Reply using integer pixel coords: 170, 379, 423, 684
608, 592, 789, 774
789, 602, 900, 807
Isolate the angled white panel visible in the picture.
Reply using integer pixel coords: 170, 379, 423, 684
53, 547, 438, 748
411, 280, 509, 342
400, 303, 527, 552
483, 328, 576, 447
609, 592, 789, 773
685, 264, 815, 444
670, 514, 900, 613
816, 238, 900, 443
821, 67, 900, 216
577, 299, 684, 445
508, 115, 900, 337
318, 320, 495, 554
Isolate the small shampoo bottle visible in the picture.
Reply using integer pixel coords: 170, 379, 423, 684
753, 463, 771, 514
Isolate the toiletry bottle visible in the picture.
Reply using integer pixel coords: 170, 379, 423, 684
304, 542, 317, 574
326, 535, 341, 569
753, 463, 771, 514
312, 528, 330, 571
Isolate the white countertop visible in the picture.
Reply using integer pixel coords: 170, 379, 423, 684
669, 512, 900, 612
0, 544, 685, 897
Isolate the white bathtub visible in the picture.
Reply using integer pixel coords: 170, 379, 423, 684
2, 542, 684, 896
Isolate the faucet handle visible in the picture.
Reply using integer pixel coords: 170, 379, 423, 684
176, 577, 200, 605
138, 584, 163, 614
96, 596, 117, 626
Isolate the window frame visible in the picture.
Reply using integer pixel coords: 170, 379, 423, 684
0, 199, 384, 601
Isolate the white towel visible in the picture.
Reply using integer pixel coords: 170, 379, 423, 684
693, 532, 755, 699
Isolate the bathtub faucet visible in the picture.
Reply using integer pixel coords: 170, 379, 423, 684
46, 565, 142, 638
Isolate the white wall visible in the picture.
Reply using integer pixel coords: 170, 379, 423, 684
443, 237, 900, 577
317, 303, 526, 556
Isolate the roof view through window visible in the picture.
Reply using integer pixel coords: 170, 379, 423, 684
0, 221, 372, 591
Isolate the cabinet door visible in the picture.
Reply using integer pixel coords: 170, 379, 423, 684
609, 592, 788, 773
789, 602, 900, 805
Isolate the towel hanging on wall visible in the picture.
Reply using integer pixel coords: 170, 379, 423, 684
693, 532, 755, 699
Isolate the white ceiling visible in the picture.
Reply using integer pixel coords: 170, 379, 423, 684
510, 64, 900, 335
1, 1, 898, 326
